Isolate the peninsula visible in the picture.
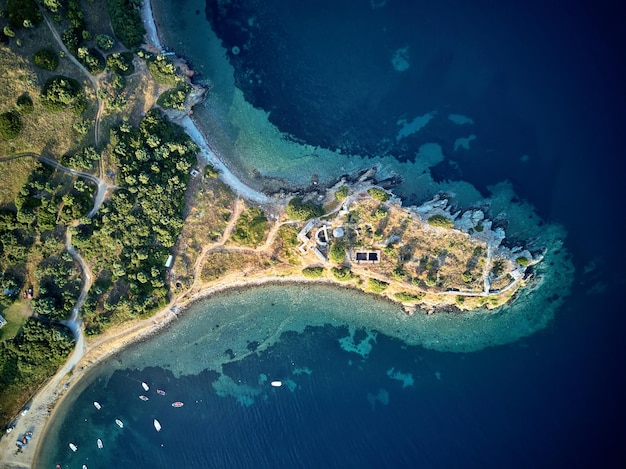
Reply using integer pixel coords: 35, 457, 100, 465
0, 0, 572, 466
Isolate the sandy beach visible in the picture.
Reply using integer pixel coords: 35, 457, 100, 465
0, 2, 278, 467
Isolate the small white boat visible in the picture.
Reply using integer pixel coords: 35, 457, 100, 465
139, 395, 149, 401
171, 401, 184, 408
69, 442, 78, 452
141, 382, 149, 391
83, 465, 88, 469
153, 419, 161, 432
93, 401, 101, 410
97, 438, 103, 449
271, 381, 282, 387
115, 419, 124, 428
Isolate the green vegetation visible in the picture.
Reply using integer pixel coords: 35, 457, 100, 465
394, 291, 425, 302
73, 110, 198, 333
15, 94, 34, 114
0, 319, 74, 426
367, 277, 389, 293
5, 0, 42, 29
491, 259, 506, 277
106, 52, 134, 75
331, 266, 356, 281
0, 111, 22, 140
286, 197, 323, 221
96, 34, 115, 51
367, 187, 391, 202
77, 47, 106, 75
427, 214, 454, 229
204, 164, 219, 178
40, 76, 86, 114
107, 0, 146, 49
302, 266, 324, 278
143, 53, 179, 86
516, 256, 529, 267
462, 271, 474, 283
33, 48, 59, 71
328, 242, 346, 263
231, 207, 268, 247
335, 185, 348, 201
157, 83, 192, 111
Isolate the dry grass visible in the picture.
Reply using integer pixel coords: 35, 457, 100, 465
201, 249, 273, 282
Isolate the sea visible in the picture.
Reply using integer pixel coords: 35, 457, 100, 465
36, 0, 625, 467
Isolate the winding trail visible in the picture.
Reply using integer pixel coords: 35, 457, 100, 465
39, 8, 104, 149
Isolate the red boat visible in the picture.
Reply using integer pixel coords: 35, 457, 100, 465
171, 402, 184, 408
156, 389, 166, 396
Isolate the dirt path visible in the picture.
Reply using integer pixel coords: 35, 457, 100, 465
40, 8, 104, 148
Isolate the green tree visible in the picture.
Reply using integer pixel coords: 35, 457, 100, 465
329, 242, 346, 264
6, 0, 42, 29
33, 48, 59, 71
286, 197, 323, 221
368, 277, 389, 293
107, 0, 146, 49
96, 34, 114, 51
0, 111, 23, 140
40, 75, 86, 114
367, 187, 390, 202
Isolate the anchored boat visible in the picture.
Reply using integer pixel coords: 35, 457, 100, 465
97, 438, 103, 449
93, 401, 101, 410
69, 442, 78, 452
115, 419, 124, 428
171, 401, 184, 408
153, 419, 162, 432
141, 382, 149, 391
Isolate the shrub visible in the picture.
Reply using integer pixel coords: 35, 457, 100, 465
516, 256, 529, 267
106, 52, 135, 75
367, 278, 389, 293
0, 111, 23, 140
427, 214, 454, 229
391, 266, 407, 281
328, 242, 346, 263
147, 54, 178, 86
367, 187, 390, 202
204, 164, 218, 178
33, 48, 59, 71
424, 275, 437, 287
394, 291, 424, 302
302, 266, 324, 278
96, 34, 115, 51
231, 208, 267, 247
462, 271, 473, 283
491, 259, 506, 277
40, 76, 86, 113
286, 197, 323, 221
331, 266, 355, 282
15, 94, 34, 114
335, 185, 348, 201
157, 83, 192, 111
78, 47, 106, 75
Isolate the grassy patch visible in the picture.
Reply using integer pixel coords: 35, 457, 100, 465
231, 207, 268, 248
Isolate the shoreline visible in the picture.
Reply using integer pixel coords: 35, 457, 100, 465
2, 2, 574, 466
1, 3, 279, 466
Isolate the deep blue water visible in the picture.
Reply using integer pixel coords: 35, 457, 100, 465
38, 0, 626, 467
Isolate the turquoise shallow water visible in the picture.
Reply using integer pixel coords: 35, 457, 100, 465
34, 0, 626, 466
36, 281, 625, 468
